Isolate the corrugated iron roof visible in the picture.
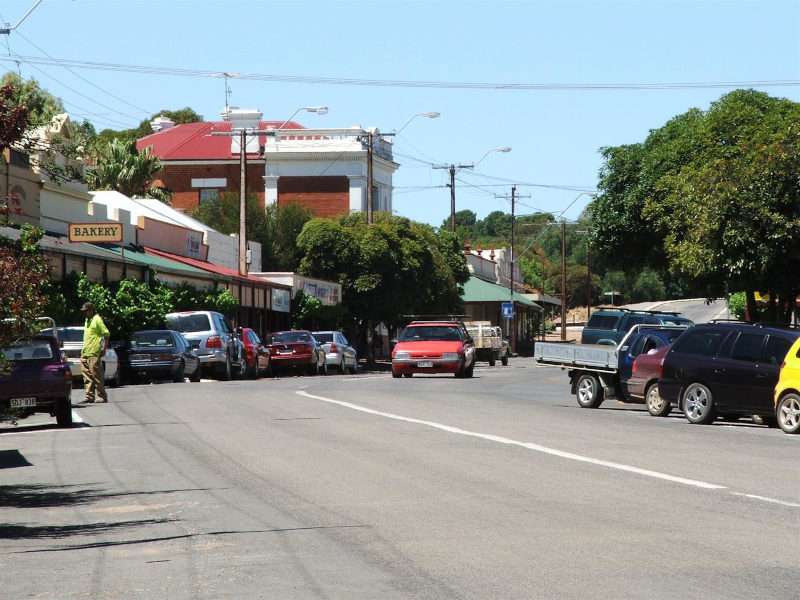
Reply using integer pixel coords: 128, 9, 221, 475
462, 276, 542, 309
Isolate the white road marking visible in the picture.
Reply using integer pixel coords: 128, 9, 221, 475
295, 390, 726, 490
730, 492, 800, 508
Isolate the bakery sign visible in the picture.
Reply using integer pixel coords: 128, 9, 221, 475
68, 222, 123, 243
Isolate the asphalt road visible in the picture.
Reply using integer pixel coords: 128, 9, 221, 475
1, 362, 798, 599
623, 298, 730, 323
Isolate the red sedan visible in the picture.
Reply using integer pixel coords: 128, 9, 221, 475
238, 327, 271, 378
263, 330, 327, 375
391, 321, 476, 378
626, 345, 671, 417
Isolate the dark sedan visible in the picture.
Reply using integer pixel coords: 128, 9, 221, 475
0, 336, 73, 427
123, 330, 201, 383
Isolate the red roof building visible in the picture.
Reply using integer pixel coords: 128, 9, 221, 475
137, 109, 399, 219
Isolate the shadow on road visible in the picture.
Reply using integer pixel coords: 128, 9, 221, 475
0, 450, 33, 469
0, 518, 174, 541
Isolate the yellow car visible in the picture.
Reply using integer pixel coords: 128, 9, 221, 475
775, 337, 800, 434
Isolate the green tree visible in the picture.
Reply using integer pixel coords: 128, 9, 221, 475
297, 213, 469, 362
590, 89, 800, 321
631, 269, 666, 303
86, 138, 165, 199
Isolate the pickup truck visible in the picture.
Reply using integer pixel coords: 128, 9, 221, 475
464, 321, 502, 366
534, 325, 687, 413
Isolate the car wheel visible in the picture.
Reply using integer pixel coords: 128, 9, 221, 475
172, 361, 186, 383
464, 365, 474, 378
321, 360, 329, 376
349, 362, 358, 375
489, 355, 496, 367
645, 383, 670, 417
575, 373, 604, 408
392, 370, 402, 379
55, 397, 73, 428
218, 356, 232, 381
776, 393, 800, 434
501, 354, 509, 366
402, 373, 413, 378
683, 383, 716, 424
189, 362, 202, 382
108, 367, 121, 388
339, 358, 346, 374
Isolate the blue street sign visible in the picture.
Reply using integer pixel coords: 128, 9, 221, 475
501, 301, 514, 319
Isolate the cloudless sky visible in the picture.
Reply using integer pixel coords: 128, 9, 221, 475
2, 0, 799, 225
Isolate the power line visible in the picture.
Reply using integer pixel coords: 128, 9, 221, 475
13, 31, 152, 116
2, 54, 799, 92
460, 170, 596, 192
20, 60, 141, 125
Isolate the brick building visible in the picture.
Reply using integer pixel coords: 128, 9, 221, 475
137, 109, 399, 218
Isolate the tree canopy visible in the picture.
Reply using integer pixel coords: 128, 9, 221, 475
86, 138, 165, 200
589, 89, 800, 320
297, 213, 470, 341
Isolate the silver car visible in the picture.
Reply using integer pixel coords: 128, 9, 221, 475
165, 311, 244, 380
313, 331, 358, 374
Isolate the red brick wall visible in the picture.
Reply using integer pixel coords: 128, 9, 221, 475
277, 176, 349, 218
155, 163, 266, 212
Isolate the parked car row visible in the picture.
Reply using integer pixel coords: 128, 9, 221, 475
537, 319, 800, 434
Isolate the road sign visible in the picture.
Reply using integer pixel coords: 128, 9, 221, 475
68, 222, 123, 243
501, 301, 514, 319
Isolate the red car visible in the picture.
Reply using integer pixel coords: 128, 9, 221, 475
1, 335, 73, 427
263, 330, 327, 375
626, 345, 671, 417
238, 327, 271, 378
391, 321, 476, 378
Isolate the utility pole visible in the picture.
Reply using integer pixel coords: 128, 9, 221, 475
495, 186, 531, 353
586, 240, 591, 321
561, 220, 567, 341
239, 129, 247, 276
433, 163, 474, 231
366, 131, 374, 224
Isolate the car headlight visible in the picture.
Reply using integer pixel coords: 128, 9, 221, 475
442, 352, 460, 361
394, 351, 410, 360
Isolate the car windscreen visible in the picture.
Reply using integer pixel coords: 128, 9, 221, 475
313, 333, 334, 343
586, 315, 620, 330
1, 340, 54, 361
166, 314, 211, 333
399, 326, 462, 341
41, 327, 84, 343
268, 332, 312, 344
131, 332, 175, 348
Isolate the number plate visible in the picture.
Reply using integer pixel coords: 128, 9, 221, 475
279, 350, 293, 355
131, 354, 151, 362
417, 361, 434, 368
10, 397, 36, 408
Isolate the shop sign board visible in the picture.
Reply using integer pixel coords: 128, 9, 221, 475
68, 222, 123, 243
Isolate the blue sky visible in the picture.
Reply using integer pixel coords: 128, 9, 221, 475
2, 0, 799, 225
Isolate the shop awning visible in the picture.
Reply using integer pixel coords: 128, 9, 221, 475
462, 276, 542, 310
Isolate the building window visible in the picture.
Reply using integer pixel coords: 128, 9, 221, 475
199, 189, 219, 204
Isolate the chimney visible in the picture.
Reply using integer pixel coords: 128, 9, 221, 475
223, 108, 263, 155
150, 115, 175, 132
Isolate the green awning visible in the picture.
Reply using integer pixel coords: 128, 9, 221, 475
102, 247, 221, 280
462, 276, 542, 309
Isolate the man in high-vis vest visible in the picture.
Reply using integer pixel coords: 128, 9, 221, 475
80, 302, 110, 403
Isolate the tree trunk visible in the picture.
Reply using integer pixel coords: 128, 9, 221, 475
767, 290, 777, 323
366, 319, 375, 366
745, 289, 758, 322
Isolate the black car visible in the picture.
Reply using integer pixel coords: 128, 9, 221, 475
123, 330, 201, 383
659, 322, 800, 425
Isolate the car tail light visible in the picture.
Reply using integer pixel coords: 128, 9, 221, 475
632, 360, 638, 375
158, 353, 177, 361
206, 336, 222, 349
330, 342, 338, 353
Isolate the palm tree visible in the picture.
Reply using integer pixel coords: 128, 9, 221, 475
87, 139, 167, 201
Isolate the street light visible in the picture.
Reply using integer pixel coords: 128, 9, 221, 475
475, 146, 512, 167
275, 106, 328, 131
395, 111, 440, 135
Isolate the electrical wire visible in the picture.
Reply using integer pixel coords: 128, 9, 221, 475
2, 53, 799, 92
13, 31, 152, 116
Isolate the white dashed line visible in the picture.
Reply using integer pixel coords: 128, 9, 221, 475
730, 492, 800, 508
295, 390, 726, 490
